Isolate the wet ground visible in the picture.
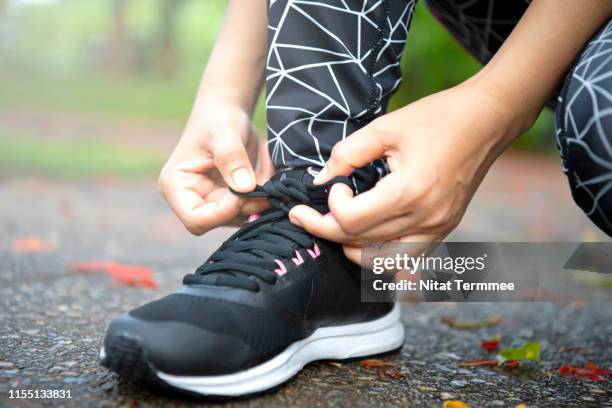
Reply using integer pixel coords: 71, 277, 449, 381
1, 153, 612, 407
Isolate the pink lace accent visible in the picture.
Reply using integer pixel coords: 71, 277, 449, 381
275, 246, 319, 276
273, 259, 287, 276
307, 243, 321, 259
292, 250, 304, 266
248, 213, 261, 223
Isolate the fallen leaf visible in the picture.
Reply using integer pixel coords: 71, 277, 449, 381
361, 359, 404, 381
361, 359, 399, 368
441, 316, 501, 330
497, 341, 540, 364
442, 401, 470, 408
458, 359, 497, 367
71, 260, 158, 289
481, 335, 501, 351
516, 405, 527, 408
585, 361, 612, 375
559, 362, 612, 381
71, 260, 116, 273
458, 359, 520, 368
11, 237, 53, 252
378, 366, 405, 380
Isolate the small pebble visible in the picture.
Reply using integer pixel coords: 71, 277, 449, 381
0, 370, 19, 377
450, 380, 468, 388
489, 401, 505, 407
440, 392, 455, 400
0, 362, 14, 369
63, 376, 87, 385
100, 381, 114, 392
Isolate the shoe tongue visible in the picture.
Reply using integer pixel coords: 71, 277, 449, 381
271, 167, 337, 213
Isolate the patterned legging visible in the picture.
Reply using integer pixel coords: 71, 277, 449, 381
266, 0, 612, 236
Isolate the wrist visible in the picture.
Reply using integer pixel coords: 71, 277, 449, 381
195, 88, 253, 116
466, 72, 541, 136
197, 48, 264, 117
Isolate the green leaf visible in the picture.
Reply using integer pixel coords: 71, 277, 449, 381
496, 341, 541, 364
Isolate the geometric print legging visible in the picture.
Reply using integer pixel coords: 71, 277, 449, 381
266, 0, 612, 237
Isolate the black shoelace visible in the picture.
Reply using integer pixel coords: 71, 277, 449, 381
183, 175, 353, 291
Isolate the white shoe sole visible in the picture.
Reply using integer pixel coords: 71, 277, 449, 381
101, 303, 404, 396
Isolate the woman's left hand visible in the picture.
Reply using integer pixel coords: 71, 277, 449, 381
288, 81, 531, 264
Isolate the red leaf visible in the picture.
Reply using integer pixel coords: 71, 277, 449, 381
481, 335, 501, 351
585, 362, 612, 375
558, 363, 612, 381
481, 341, 500, 351
12, 237, 53, 252
71, 260, 158, 289
71, 260, 116, 273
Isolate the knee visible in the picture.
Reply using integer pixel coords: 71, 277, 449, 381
555, 60, 612, 236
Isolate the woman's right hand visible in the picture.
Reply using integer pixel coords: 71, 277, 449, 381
159, 103, 274, 235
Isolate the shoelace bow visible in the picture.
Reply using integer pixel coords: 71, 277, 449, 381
183, 175, 354, 291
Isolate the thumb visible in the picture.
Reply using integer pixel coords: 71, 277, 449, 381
211, 133, 256, 193
314, 126, 386, 185
255, 140, 275, 184
240, 141, 275, 215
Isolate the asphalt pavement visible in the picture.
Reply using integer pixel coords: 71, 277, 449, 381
1, 153, 611, 407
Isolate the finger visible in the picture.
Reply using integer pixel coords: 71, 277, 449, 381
211, 134, 256, 193
343, 245, 362, 265
168, 186, 240, 235
255, 139, 275, 184
347, 234, 438, 270
240, 198, 270, 215
238, 141, 274, 216
289, 205, 361, 244
314, 126, 386, 184
327, 175, 408, 234
341, 215, 412, 241
339, 210, 453, 241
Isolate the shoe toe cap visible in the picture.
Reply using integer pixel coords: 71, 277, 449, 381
103, 312, 255, 376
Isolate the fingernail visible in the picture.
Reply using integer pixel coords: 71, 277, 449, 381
232, 168, 253, 190
289, 214, 303, 227
313, 166, 327, 185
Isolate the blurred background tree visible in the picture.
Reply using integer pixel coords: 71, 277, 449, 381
0, 0, 556, 177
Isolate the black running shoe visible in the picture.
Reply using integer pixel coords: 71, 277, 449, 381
100, 169, 404, 397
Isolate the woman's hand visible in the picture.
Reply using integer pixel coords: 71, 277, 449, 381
159, 103, 274, 235
289, 81, 530, 263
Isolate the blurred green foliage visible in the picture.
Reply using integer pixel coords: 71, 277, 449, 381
0, 0, 556, 177
0, 132, 165, 178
